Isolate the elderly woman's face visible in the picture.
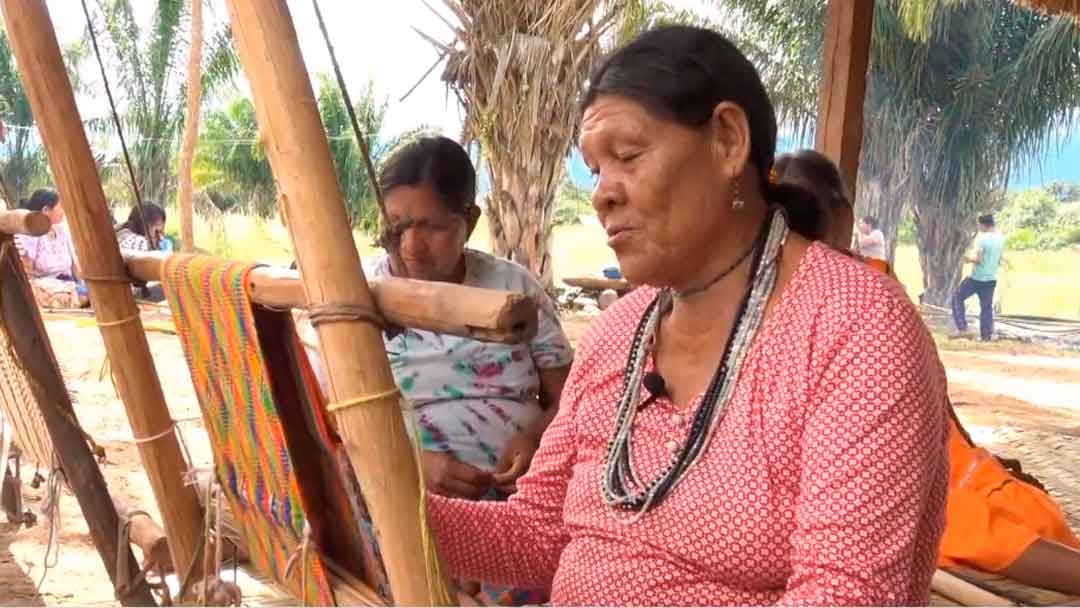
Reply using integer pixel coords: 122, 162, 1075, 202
581, 96, 745, 287
384, 182, 471, 283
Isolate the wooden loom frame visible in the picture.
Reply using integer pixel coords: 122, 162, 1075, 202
0, 208, 158, 606
0, 1, 538, 605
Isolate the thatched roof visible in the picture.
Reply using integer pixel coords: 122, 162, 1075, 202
1012, 0, 1080, 18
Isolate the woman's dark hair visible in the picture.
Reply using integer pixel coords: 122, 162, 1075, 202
378, 136, 476, 215
862, 216, 879, 229
582, 25, 824, 239
775, 150, 851, 214
978, 214, 995, 227
120, 202, 166, 236
24, 189, 60, 212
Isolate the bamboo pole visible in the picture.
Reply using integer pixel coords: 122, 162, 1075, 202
816, 0, 874, 245
122, 251, 537, 344
0, 243, 157, 606
0, 209, 50, 237
176, 0, 203, 252
222, 1, 452, 604
1, 0, 204, 583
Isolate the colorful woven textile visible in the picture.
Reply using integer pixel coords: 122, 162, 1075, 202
163, 255, 383, 605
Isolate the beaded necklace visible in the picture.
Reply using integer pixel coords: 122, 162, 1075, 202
601, 209, 789, 517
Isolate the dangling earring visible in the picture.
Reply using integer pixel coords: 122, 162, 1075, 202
731, 182, 745, 211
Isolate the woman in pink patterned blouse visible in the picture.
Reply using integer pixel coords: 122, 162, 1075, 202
15, 189, 87, 308
427, 26, 949, 606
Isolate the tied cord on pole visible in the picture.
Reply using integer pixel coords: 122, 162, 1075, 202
80, 0, 158, 251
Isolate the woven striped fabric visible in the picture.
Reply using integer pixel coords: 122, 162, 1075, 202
0, 243, 54, 468
162, 255, 336, 605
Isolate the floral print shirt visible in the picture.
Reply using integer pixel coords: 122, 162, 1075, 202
308, 250, 573, 471
372, 250, 572, 470
116, 227, 150, 252
14, 223, 78, 278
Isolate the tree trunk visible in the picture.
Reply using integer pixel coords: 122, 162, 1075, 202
855, 174, 907, 263
485, 160, 558, 291
913, 200, 973, 306
177, 0, 204, 252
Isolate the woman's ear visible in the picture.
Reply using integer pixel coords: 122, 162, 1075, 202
708, 101, 752, 181
465, 204, 482, 238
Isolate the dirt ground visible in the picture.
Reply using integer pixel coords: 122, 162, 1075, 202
2, 313, 1079, 606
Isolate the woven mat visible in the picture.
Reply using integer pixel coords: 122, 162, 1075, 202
943, 566, 1080, 606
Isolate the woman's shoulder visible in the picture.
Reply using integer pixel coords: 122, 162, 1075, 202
463, 249, 542, 294
794, 242, 920, 332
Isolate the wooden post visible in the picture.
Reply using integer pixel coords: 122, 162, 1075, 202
816, 0, 874, 245
121, 251, 537, 344
0, 243, 156, 606
176, 0, 203, 252
222, 1, 451, 604
0, 210, 50, 237
113, 498, 174, 574
1, 0, 204, 582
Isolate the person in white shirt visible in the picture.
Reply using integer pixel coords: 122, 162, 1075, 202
856, 215, 887, 261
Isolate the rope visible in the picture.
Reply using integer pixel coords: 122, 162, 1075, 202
80, 0, 157, 250
403, 402, 454, 605
307, 302, 385, 328
325, 387, 402, 414
96, 314, 140, 329
284, 523, 314, 608
132, 423, 176, 445
310, 0, 409, 277
36, 459, 64, 592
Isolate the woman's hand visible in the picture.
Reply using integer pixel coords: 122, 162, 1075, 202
492, 431, 541, 494
423, 451, 493, 500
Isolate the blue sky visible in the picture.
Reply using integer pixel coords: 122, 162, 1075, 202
566, 133, 1080, 192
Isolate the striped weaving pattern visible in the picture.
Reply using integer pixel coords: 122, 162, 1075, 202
162, 255, 334, 606
0, 241, 54, 468
0, 320, 53, 468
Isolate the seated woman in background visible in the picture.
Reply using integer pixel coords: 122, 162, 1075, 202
115, 203, 168, 302
15, 189, 87, 308
115, 202, 166, 252
775, 149, 894, 275
308, 135, 573, 605
777, 148, 1080, 595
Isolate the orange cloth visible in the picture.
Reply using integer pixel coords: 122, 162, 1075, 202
939, 417, 1080, 572
864, 257, 891, 275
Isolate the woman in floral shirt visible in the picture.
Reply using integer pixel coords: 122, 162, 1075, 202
307, 136, 572, 603
15, 189, 86, 308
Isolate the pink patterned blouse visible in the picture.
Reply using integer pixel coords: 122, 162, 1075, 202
429, 243, 949, 606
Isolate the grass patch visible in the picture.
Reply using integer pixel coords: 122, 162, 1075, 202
893, 245, 1080, 321
174, 209, 1080, 321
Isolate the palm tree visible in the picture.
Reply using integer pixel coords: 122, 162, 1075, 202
0, 30, 48, 207
90, 0, 238, 206
860, 1, 1080, 303
193, 96, 275, 217
195, 79, 422, 231
714, 0, 1080, 305
425, 1, 618, 289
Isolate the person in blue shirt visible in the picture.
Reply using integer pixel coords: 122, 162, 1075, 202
952, 214, 1006, 341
